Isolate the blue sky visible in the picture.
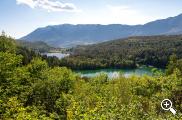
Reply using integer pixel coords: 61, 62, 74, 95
0, 0, 182, 38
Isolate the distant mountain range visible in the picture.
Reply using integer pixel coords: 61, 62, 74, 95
21, 13, 182, 47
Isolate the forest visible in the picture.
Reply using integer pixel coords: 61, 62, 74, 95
16, 40, 53, 53
0, 35, 182, 119
60, 35, 182, 70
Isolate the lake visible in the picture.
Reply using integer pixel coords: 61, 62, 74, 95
42, 53, 70, 59
76, 66, 164, 78
42, 53, 164, 78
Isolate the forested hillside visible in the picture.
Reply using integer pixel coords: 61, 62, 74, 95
16, 40, 53, 53
0, 35, 182, 119
61, 35, 182, 70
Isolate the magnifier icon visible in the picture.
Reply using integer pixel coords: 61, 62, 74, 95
161, 99, 176, 115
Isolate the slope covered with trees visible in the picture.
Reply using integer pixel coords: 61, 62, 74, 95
61, 35, 182, 70
0, 35, 76, 119
0, 35, 182, 119
16, 40, 53, 53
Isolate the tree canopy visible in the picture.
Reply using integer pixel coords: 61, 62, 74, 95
0, 35, 181, 119
61, 35, 182, 70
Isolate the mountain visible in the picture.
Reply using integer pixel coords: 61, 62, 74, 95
21, 14, 182, 47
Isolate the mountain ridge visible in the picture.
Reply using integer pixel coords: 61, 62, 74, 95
21, 13, 182, 47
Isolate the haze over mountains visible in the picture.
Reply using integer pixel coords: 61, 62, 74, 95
21, 13, 182, 47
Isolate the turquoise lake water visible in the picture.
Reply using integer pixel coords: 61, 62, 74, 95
76, 66, 164, 78
43, 53, 164, 78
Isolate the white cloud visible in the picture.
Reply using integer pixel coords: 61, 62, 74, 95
107, 5, 137, 15
16, 0, 80, 12
65, 5, 154, 25
106, 5, 152, 25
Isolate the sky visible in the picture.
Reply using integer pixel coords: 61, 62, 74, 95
0, 0, 182, 38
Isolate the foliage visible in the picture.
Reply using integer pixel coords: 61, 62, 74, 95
61, 35, 182, 70
16, 46, 39, 65
0, 36, 76, 119
16, 40, 53, 53
0, 36, 16, 53
0, 35, 182, 119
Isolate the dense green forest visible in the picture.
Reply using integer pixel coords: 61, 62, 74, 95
0, 35, 182, 119
61, 35, 182, 70
16, 40, 53, 53
17, 40, 67, 53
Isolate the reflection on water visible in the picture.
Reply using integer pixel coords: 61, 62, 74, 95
76, 66, 164, 78
42, 53, 70, 59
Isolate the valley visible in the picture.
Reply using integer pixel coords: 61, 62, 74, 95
1, 1, 182, 118
1, 28, 182, 120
